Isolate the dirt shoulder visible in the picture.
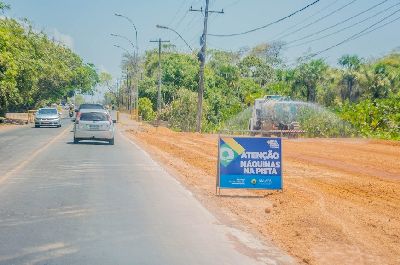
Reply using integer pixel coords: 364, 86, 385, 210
121, 120, 400, 265
0, 124, 20, 132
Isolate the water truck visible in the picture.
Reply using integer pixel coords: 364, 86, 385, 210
249, 95, 304, 137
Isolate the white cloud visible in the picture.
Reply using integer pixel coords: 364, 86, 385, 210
51, 28, 74, 49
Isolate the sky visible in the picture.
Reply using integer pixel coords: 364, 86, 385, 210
5, 0, 400, 80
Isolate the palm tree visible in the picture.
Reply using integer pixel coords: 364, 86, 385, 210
338, 55, 362, 102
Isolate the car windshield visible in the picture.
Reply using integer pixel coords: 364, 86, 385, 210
38, 109, 57, 115
80, 112, 108, 121
79, 104, 104, 110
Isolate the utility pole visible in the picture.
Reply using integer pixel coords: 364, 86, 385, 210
126, 66, 130, 111
190, 1, 224, 132
150, 38, 170, 115
116, 79, 120, 108
134, 53, 139, 120
114, 13, 140, 120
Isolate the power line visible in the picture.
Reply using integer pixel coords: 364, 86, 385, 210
219, 0, 242, 11
174, 0, 199, 30
277, 0, 358, 41
287, 2, 400, 48
208, 0, 244, 26
174, 10, 189, 30
288, 0, 390, 44
168, 0, 187, 26
149, 38, 170, 115
310, 7, 400, 57
208, 0, 240, 25
189, 29, 203, 47
182, 11, 201, 32
356, 14, 400, 39
208, 0, 321, 37
271, 0, 341, 41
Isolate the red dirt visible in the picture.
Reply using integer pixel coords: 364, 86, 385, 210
123, 122, 400, 265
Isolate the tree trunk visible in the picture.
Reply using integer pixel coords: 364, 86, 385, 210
307, 85, 316, 102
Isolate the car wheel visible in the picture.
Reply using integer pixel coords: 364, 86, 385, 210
59, 124, 62, 128
35, 125, 39, 128
74, 137, 80, 144
108, 138, 114, 145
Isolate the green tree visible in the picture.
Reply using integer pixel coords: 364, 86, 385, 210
0, 16, 98, 116
292, 59, 328, 102
338, 54, 362, 101
0, 1, 10, 12
163, 88, 208, 132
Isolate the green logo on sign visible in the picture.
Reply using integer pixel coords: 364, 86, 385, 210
220, 144, 238, 167
219, 138, 245, 167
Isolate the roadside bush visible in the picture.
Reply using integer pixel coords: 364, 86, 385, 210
222, 107, 252, 131
338, 95, 400, 140
298, 105, 357, 137
163, 88, 208, 132
138, 97, 156, 121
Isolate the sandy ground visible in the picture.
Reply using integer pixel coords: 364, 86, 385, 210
0, 124, 20, 132
121, 119, 400, 265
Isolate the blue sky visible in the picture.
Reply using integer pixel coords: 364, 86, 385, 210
6, 0, 400, 79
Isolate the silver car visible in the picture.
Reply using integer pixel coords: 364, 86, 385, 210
73, 109, 115, 145
35, 108, 61, 128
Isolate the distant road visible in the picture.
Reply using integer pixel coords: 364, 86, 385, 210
0, 120, 293, 264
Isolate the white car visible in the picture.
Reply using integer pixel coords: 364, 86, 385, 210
73, 109, 115, 145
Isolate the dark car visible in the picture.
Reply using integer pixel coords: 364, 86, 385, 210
78, 104, 105, 111
74, 104, 106, 122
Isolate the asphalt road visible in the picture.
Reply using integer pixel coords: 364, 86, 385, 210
0, 120, 293, 265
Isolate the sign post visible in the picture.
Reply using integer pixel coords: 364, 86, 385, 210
217, 136, 282, 193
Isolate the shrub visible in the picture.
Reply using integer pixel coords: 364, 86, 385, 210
338, 95, 400, 140
138, 97, 156, 121
298, 105, 357, 137
163, 88, 209, 132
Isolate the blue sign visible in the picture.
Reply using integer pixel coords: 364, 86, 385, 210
218, 137, 282, 190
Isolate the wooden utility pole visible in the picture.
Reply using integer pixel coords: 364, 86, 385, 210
126, 65, 130, 111
190, 1, 223, 132
150, 38, 170, 114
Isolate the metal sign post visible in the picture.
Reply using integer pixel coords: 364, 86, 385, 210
216, 134, 221, 196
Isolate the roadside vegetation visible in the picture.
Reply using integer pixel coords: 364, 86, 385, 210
123, 43, 400, 140
0, 3, 99, 117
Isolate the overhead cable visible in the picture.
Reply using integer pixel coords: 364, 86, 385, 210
271, 0, 340, 41
288, 0, 389, 44
288, 2, 400, 48
310, 7, 400, 57
277, 0, 358, 41
208, 0, 321, 37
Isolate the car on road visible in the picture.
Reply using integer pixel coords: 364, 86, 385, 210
78, 103, 105, 111
73, 109, 115, 145
35, 108, 61, 128
74, 103, 107, 122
